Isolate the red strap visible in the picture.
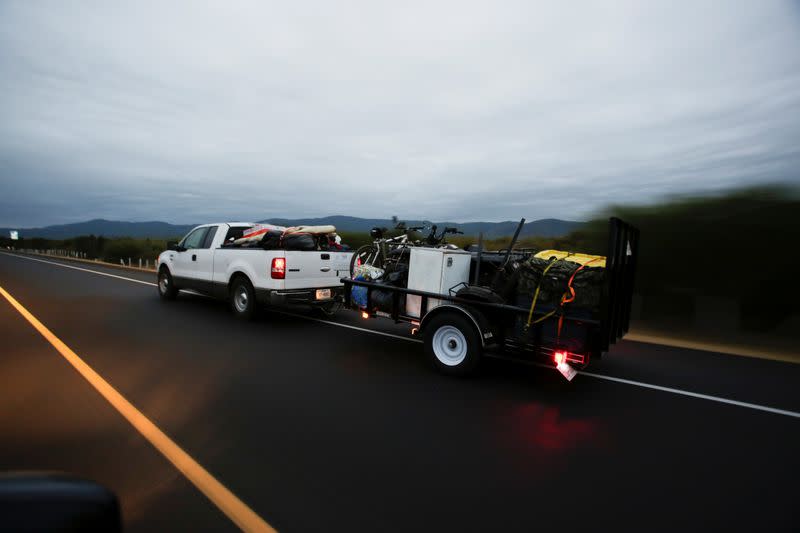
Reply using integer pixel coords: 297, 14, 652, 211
560, 257, 603, 306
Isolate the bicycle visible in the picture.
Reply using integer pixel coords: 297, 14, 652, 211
349, 222, 463, 276
420, 224, 463, 247
349, 222, 424, 276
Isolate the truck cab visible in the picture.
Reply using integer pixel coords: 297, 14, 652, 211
157, 222, 352, 318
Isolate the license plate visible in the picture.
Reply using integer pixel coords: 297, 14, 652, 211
315, 288, 332, 300
557, 362, 577, 381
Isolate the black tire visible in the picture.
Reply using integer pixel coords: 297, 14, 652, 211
157, 266, 178, 300
229, 276, 258, 320
349, 245, 381, 276
423, 312, 482, 376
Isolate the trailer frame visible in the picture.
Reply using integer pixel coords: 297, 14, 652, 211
340, 218, 639, 375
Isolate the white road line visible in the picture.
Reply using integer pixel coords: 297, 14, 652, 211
4, 251, 798, 420
276, 310, 421, 344
1, 252, 157, 287
576, 370, 800, 419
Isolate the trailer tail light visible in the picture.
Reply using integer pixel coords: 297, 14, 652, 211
553, 350, 586, 366
271, 257, 286, 279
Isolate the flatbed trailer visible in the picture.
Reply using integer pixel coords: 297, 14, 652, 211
341, 218, 639, 379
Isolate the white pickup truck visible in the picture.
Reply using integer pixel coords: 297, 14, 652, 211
156, 222, 352, 318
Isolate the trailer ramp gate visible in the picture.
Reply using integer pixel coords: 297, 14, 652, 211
600, 217, 640, 353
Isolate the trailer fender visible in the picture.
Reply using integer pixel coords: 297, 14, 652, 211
419, 304, 495, 347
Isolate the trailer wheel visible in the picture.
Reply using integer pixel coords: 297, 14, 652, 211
424, 312, 482, 376
230, 276, 257, 320
157, 267, 177, 300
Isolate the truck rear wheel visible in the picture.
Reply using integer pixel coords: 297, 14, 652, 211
157, 267, 178, 300
230, 276, 257, 320
424, 312, 482, 376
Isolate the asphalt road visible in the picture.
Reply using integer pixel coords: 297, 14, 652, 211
1, 251, 798, 532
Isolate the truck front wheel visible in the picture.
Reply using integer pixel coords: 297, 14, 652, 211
157, 267, 178, 300
230, 276, 257, 320
424, 312, 482, 376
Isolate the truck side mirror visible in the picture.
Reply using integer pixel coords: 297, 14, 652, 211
0, 473, 121, 532
167, 241, 184, 251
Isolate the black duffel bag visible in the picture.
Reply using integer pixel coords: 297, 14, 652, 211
282, 233, 317, 251
259, 230, 284, 249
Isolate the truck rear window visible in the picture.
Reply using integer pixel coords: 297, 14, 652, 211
223, 226, 252, 244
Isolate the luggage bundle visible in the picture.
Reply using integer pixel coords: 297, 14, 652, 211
351, 263, 409, 312
232, 224, 341, 251
506, 252, 606, 353
351, 265, 384, 308
515, 252, 606, 316
233, 224, 286, 245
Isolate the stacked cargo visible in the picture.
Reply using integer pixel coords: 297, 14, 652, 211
505, 250, 606, 353
515, 251, 606, 315
231, 224, 342, 251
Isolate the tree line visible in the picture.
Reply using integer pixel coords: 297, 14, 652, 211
3, 184, 796, 333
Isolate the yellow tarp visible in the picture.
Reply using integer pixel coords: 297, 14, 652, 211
533, 249, 606, 268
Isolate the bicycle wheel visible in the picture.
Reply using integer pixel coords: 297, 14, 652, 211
349, 245, 382, 276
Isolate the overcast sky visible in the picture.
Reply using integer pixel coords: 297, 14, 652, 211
1, 1, 799, 227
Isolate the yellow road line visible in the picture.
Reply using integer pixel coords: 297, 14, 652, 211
0, 284, 277, 533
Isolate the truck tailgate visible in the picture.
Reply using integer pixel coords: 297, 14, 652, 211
283, 251, 352, 289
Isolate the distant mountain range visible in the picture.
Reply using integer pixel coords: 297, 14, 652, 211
1, 219, 197, 239
2, 216, 584, 240
259, 216, 584, 239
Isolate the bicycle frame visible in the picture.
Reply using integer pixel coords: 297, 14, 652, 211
352, 223, 463, 275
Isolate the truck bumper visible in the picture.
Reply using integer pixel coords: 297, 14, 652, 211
256, 286, 343, 306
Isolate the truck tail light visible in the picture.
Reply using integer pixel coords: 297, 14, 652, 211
271, 257, 286, 279
554, 351, 567, 365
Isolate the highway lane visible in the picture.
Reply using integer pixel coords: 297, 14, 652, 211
7, 252, 799, 413
1, 251, 798, 532
0, 262, 235, 531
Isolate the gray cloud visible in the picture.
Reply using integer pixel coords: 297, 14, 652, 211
1, 0, 799, 226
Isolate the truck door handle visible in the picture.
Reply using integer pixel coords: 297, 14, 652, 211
192, 254, 197, 261
320, 267, 331, 272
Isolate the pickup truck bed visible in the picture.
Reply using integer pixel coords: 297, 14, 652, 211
157, 222, 352, 317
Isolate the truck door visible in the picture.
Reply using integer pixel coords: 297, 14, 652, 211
283, 251, 352, 289
172, 226, 211, 289
187, 225, 217, 289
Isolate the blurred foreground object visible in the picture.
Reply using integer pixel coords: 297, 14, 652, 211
0, 472, 121, 532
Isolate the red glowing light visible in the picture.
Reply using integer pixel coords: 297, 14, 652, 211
554, 351, 567, 365
361, 311, 369, 319
271, 257, 286, 279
